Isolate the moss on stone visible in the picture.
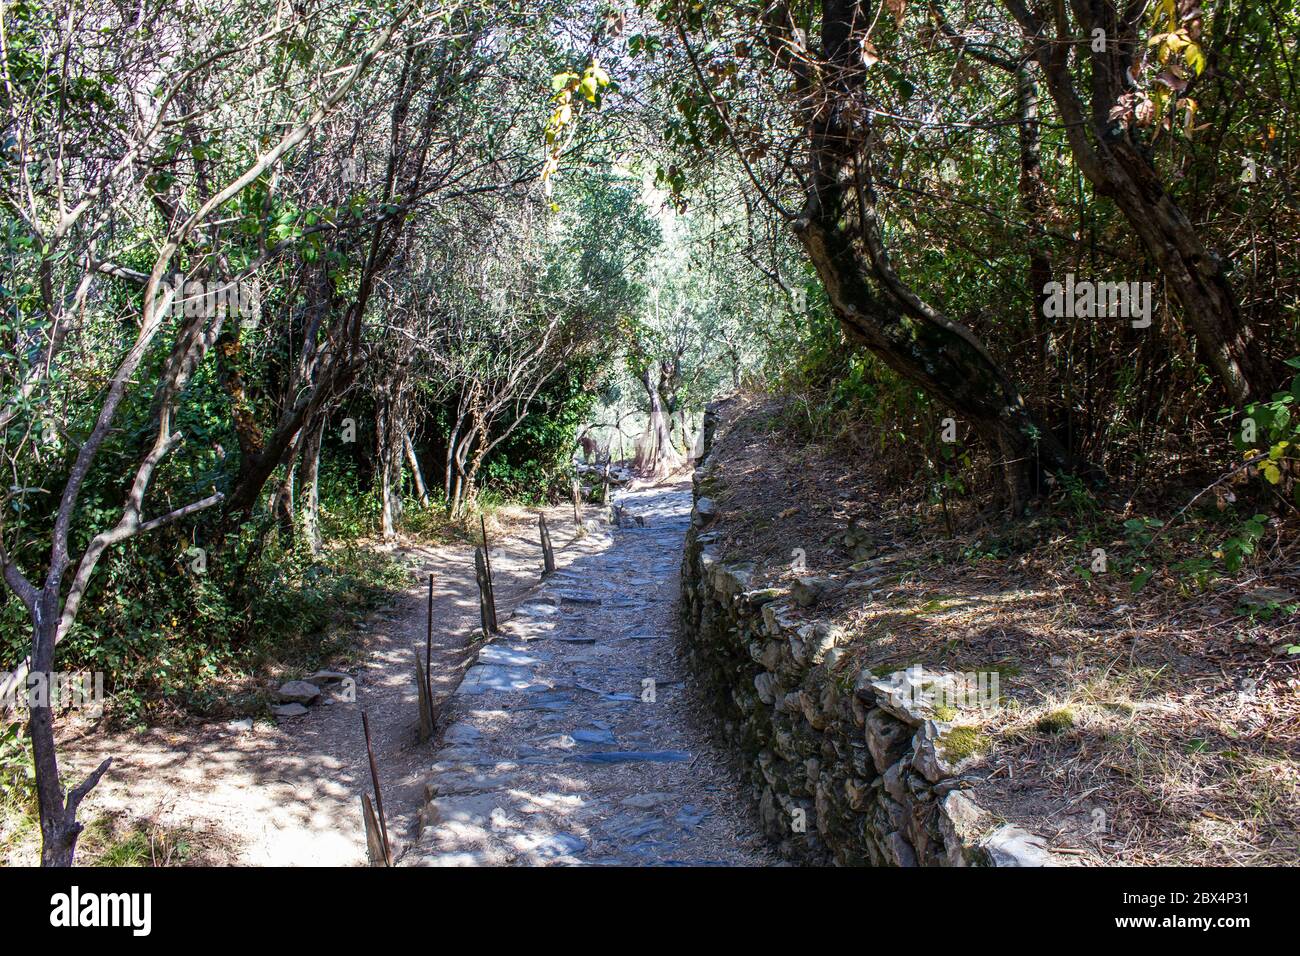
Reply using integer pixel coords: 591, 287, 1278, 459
932, 705, 958, 722
939, 725, 988, 761
696, 473, 726, 497
1036, 707, 1075, 734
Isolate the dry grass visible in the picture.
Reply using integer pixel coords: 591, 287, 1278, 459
3, 808, 229, 867
703, 393, 1300, 866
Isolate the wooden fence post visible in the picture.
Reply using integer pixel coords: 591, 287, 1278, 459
539, 513, 556, 577
474, 546, 497, 634
479, 514, 498, 631
361, 711, 393, 866
426, 574, 435, 722
362, 793, 386, 866
414, 649, 433, 743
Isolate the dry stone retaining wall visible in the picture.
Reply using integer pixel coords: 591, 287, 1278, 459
679, 408, 1062, 867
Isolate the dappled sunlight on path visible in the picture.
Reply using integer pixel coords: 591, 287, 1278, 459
407, 481, 775, 866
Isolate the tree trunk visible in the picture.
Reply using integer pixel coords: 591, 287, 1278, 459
27, 599, 110, 866
1004, 0, 1275, 403
773, 0, 1085, 508
448, 430, 473, 519
635, 366, 683, 477
270, 467, 295, 544
403, 427, 430, 507
1016, 59, 1053, 382
444, 421, 461, 504
300, 418, 324, 554
377, 403, 404, 539
459, 411, 490, 516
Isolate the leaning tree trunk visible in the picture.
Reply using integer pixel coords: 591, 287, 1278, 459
1016, 59, 1053, 382
784, 2, 1081, 509
403, 427, 430, 507
1003, 0, 1276, 404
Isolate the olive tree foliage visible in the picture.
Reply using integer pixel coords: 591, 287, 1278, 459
404, 173, 659, 515
584, 179, 792, 474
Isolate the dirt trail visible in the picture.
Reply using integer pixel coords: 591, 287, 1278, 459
48, 507, 580, 865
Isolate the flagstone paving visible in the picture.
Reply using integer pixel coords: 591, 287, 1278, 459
406, 483, 776, 866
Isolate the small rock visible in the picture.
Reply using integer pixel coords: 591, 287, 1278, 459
271, 703, 309, 718
913, 719, 978, 783
865, 709, 911, 773
568, 750, 690, 764
478, 645, 545, 666
887, 831, 918, 867
276, 680, 321, 705
676, 805, 712, 828
844, 777, 873, 812
882, 761, 908, 804
791, 576, 831, 608
742, 587, 783, 606
572, 727, 617, 746
305, 670, 351, 685
458, 664, 535, 695
556, 592, 602, 606
868, 667, 974, 726
443, 722, 482, 745
983, 825, 1057, 867
604, 814, 663, 841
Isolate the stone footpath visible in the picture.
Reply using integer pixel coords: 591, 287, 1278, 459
405, 484, 775, 866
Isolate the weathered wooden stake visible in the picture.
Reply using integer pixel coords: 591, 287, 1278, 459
539, 513, 556, 577
361, 793, 386, 866
426, 573, 435, 720
474, 546, 496, 635
479, 513, 498, 631
414, 649, 433, 743
361, 710, 392, 866
572, 476, 587, 539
